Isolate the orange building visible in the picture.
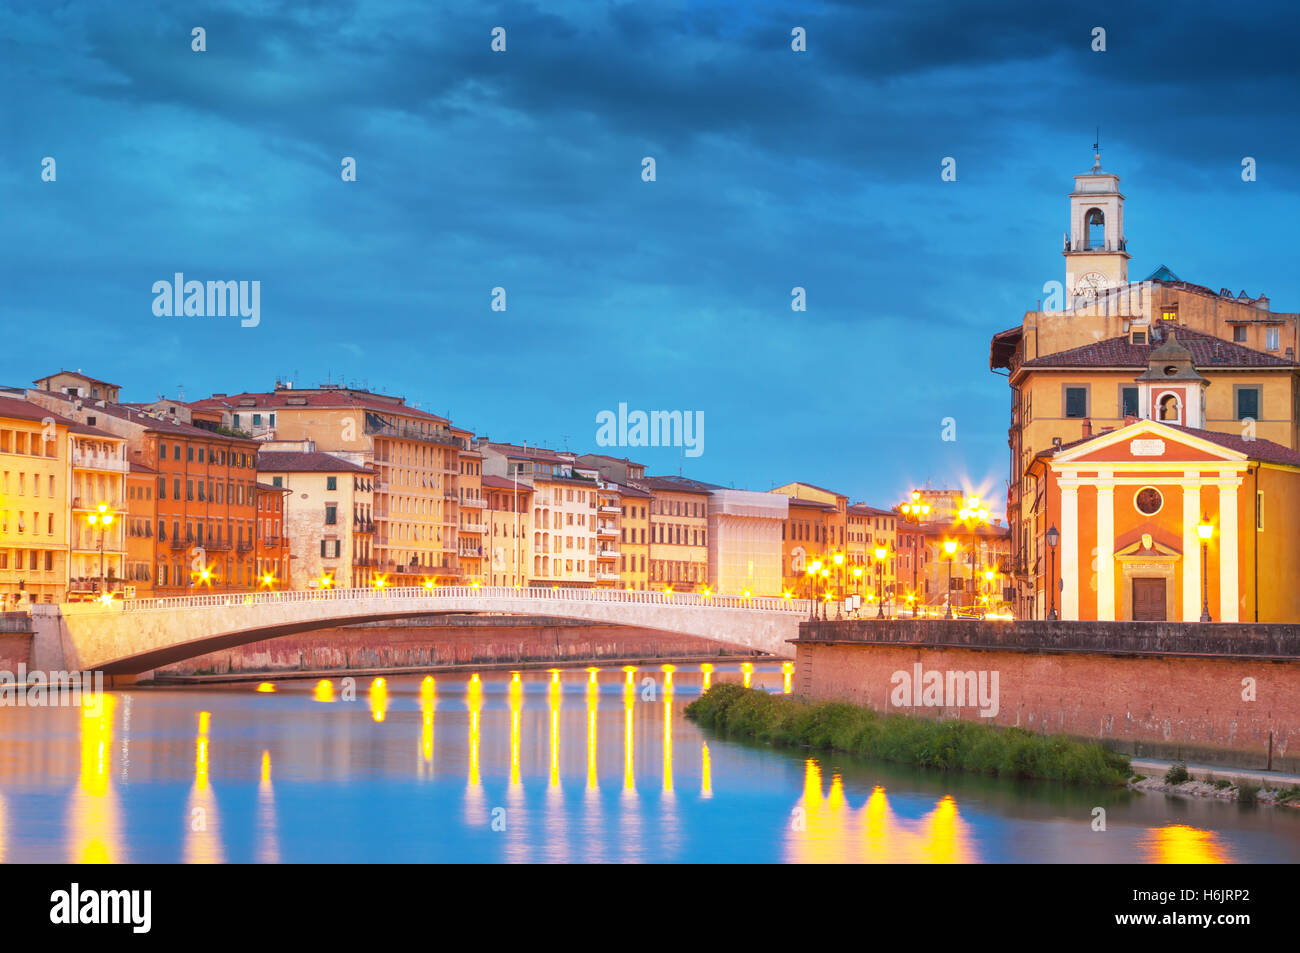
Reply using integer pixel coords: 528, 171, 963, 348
482, 475, 531, 588
1030, 416, 1300, 622
254, 483, 291, 588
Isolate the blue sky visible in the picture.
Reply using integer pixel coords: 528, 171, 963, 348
3, 0, 1298, 513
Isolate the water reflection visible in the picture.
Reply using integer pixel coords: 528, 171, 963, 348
257, 749, 279, 864
0, 663, 1293, 863
786, 759, 976, 863
183, 710, 223, 863
67, 694, 123, 863
1142, 824, 1228, 864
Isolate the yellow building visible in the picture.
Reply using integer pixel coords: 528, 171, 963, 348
196, 384, 468, 586
483, 475, 531, 588
593, 482, 622, 587
255, 449, 375, 590
642, 476, 710, 592
0, 397, 71, 606
990, 153, 1300, 619
455, 430, 485, 584
67, 426, 129, 600
617, 483, 650, 590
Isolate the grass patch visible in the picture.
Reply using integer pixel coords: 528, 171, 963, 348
684, 684, 1130, 786
1237, 781, 1260, 806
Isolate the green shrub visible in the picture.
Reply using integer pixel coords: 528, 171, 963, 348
1237, 781, 1259, 806
683, 683, 1130, 786
1164, 762, 1191, 785
1214, 778, 1232, 789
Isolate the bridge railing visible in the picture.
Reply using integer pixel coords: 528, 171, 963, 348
61, 585, 809, 615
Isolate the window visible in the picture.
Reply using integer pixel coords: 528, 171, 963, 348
320, 540, 341, 559
1064, 386, 1088, 418
1130, 329, 1147, 345
326, 476, 337, 491
1266, 327, 1280, 351
1085, 208, 1104, 250
1121, 386, 1139, 418
325, 504, 337, 525
1161, 308, 1177, 321
1236, 387, 1260, 421
1134, 486, 1164, 516
272, 476, 283, 488
1257, 490, 1264, 531
1234, 326, 1248, 343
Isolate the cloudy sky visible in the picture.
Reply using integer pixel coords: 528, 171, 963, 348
2, 0, 1297, 512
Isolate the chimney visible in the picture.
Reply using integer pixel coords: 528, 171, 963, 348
1082, 418, 1092, 439
1124, 415, 1138, 426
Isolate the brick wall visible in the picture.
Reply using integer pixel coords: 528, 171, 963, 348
796, 619, 1300, 771
155, 615, 750, 676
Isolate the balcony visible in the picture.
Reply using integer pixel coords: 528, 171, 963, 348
364, 418, 464, 448
598, 548, 619, 559
598, 505, 620, 515
353, 518, 375, 534
596, 524, 618, 537
71, 450, 129, 473
460, 497, 486, 508
207, 539, 232, 552
236, 540, 254, 553
72, 497, 123, 512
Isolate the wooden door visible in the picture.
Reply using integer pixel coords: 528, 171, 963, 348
1132, 577, 1166, 621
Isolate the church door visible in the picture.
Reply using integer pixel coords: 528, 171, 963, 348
1132, 578, 1166, 621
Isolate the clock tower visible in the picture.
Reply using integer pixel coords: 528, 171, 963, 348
1063, 148, 1130, 297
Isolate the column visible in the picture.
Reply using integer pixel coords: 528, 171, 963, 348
1182, 477, 1202, 622
1060, 481, 1079, 621
1096, 475, 1115, 620
1219, 480, 1240, 622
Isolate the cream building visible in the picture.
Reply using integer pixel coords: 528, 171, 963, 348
707, 488, 787, 596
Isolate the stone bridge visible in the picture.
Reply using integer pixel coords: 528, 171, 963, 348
30, 586, 810, 675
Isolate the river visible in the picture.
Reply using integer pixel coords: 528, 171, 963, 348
1, 663, 1297, 863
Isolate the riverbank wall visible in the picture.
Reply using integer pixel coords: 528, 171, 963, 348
795, 619, 1300, 772
152, 614, 756, 678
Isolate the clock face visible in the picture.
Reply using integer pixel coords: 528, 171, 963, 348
1074, 271, 1109, 298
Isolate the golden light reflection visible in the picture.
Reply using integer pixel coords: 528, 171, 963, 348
313, 679, 335, 702
183, 710, 224, 864
368, 677, 388, 723
663, 690, 674, 794
548, 671, 562, 788
467, 675, 483, 787
421, 694, 436, 768
255, 682, 276, 694
257, 749, 279, 864
742, 662, 753, 689
662, 664, 675, 691
68, 694, 123, 863
623, 681, 636, 792
1143, 824, 1229, 864
701, 743, 712, 798
787, 760, 976, 863
509, 673, 523, 787
701, 663, 712, 692
782, 662, 794, 695
586, 672, 599, 791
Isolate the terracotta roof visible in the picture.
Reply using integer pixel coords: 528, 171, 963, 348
255, 451, 373, 474
640, 475, 719, 493
482, 475, 533, 491
786, 496, 838, 512
615, 482, 651, 498
0, 396, 116, 438
129, 462, 159, 474
1020, 324, 1297, 370
32, 391, 259, 442
193, 389, 449, 424
848, 503, 896, 518
33, 370, 119, 389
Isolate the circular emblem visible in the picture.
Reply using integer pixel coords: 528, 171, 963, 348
1134, 486, 1163, 516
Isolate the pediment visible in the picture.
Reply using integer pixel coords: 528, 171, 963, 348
1054, 419, 1245, 466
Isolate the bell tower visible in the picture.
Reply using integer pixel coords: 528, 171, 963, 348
1134, 330, 1208, 428
1063, 144, 1130, 298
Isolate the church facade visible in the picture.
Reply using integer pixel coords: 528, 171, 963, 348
990, 152, 1300, 621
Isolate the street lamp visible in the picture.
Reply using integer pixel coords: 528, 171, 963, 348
1045, 524, 1060, 620
86, 503, 114, 598
899, 492, 931, 618
874, 543, 888, 618
805, 562, 819, 620
852, 565, 863, 616
1198, 517, 1214, 622
942, 539, 957, 619
983, 568, 995, 616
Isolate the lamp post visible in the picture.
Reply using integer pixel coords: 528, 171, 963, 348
852, 565, 863, 617
806, 561, 820, 620
1198, 517, 1214, 622
943, 539, 957, 619
832, 551, 845, 619
1045, 524, 1060, 620
820, 567, 830, 620
874, 543, 888, 618
86, 503, 114, 597
983, 568, 995, 617
899, 492, 931, 618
